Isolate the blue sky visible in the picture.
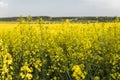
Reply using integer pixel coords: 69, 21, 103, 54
0, 0, 120, 17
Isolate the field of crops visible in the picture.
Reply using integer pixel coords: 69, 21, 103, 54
0, 18, 120, 80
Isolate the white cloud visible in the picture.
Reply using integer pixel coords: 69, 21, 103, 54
0, 1, 8, 8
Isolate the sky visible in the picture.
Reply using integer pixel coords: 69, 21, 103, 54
0, 0, 120, 17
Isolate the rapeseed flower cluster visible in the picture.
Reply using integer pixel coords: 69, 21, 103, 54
0, 39, 13, 80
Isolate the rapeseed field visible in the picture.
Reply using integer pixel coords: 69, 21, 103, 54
0, 18, 120, 80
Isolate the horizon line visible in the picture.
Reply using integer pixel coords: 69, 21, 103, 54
0, 15, 119, 18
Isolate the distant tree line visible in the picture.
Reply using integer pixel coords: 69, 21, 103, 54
0, 16, 119, 22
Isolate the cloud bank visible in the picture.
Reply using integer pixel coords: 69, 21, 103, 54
0, 1, 8, 8
1, 0, 120, 17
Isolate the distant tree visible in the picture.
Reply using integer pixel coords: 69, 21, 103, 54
114, 16, 119, 22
